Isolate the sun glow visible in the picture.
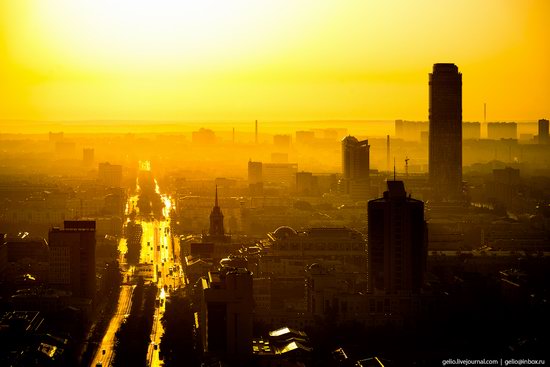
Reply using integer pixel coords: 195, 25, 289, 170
13, 0, 313, 74
1, 1, 548, 122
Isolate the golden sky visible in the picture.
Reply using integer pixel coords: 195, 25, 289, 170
0, 0, 548, 123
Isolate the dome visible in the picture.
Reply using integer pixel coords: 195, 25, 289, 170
272, 226, 297, 239
342, 135, 359, 144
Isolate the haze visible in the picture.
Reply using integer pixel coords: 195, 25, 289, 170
1, 0, 549, 125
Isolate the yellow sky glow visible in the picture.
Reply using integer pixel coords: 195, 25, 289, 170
0, 0, 548, 124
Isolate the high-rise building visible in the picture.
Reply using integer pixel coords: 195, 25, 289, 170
48, 221, 96, 299
342, 136, 370, 197
429, 63, 462, 200
367, 181, 426, 294
538, 118, 549, 144
199, 267, 253, 363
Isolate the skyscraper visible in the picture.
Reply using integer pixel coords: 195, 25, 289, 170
48, 221, 96, 299
429, 63, 462, 200
342, 136, 370, 198
367, 181, 426, 294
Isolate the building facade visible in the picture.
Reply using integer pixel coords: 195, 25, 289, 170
342, 136, 370, 198
48, 221, 96, 299
429, 63, 462, 200
367, 181, 426, 294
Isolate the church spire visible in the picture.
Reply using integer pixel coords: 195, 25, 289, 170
209, 185, 225, 237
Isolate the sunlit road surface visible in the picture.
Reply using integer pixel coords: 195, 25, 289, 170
139, 179, 181, 367
147, 288, 166, 367
90, 285, 135, 367
92, 169, 182, 367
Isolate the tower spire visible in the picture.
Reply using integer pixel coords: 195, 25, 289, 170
215, 185, 219, 207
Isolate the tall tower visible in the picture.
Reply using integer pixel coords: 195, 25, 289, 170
429, 63, 462, 200
342, 136, 370, 180
209, 186, 225, 237
342, 136, 370, 198
367, 181, 426, 294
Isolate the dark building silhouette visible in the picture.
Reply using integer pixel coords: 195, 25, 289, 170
539, 118, 549, 144
429, 63, 462, 200
48, 221, 96, 299
367, 181, 426, 293
342, 136, 370, 197
199, 267, 253, 363
209, 186, 225, 237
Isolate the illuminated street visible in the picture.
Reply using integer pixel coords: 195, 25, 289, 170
90, 284, 135, 367
90, 163, 182, 367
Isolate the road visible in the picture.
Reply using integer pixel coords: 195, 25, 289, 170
90, 168, 183, 367
90, 284, 135, 367
142, 187, 182, 367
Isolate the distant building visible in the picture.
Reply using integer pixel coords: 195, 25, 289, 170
205, 186, 230, 243
429, 63, 463, 200
192, 128, 216, 144
342, 136, 370, 198
487, 122, 517, 140
296, 171, 317, 196
490, 167, 521, 206
295, 130, 315, 145
82, 148, 94, 167
463, 122, 481, 140
248, 161, 263, 185
367, 181, 427, 294
48, 221, 96, 299
98, 162, 122, 187
394, 120, 428, 141
538, 118, 549, 144
48, 132, 63, 143
271, 152, 288, 163
199, 267, 253, 363
263, 163, 298, 188
273, 134, 291, 149
248, 161, 263, 195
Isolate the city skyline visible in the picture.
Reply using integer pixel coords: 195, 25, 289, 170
1, 2, 549, 366
0, 1, 549, 124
